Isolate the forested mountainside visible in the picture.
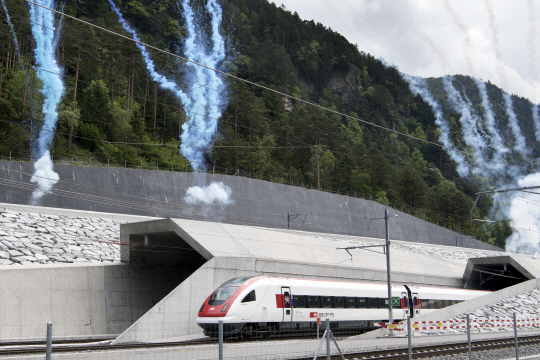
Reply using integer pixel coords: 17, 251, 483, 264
1, 0, 530, 248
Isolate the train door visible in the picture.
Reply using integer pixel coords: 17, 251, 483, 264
412, 293, 420, 316
281, 287, 292, 322
401, 292, 409, 318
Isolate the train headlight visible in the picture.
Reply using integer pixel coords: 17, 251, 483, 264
199, 303, 205, 313
221, 303, 229, 312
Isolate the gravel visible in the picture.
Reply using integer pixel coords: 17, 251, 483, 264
422, 342, 540, 360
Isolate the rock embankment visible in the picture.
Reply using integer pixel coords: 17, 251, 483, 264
0, 209, 123, 265
414, 289, 540, 336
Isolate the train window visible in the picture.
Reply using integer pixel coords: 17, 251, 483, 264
208, 277, 254, 305
347, 297, 357, 308
308, 296, 320, 308
293, 295, 306, 308
241, 290, 256, 303
379, 298, 388, 309
322, 296, 333, 308
334, 297, 345, 308
358, 298, 367, 308
209, 286, 239, 305
421, 299, 430, 309
368, 298, 378, 309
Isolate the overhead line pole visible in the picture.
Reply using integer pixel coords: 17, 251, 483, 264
337, 209, 398, 332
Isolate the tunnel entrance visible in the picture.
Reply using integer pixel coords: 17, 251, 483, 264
128, 231, 207, 269
465, 263, 529, 291
463, 256, 538, 291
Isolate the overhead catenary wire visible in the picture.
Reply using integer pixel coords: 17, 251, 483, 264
0, 49, 525, 200
0, 52, 521, 200
1, 15, 519, 228
22, 0, 534, 174
0, 176, 500, 248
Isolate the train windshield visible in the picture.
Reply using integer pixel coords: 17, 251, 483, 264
208, 277, 254, 305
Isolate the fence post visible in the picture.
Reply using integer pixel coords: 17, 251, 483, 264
467, 314, 471, 360
8, 152, 11, 161
326, 317, 331, 360
218, 320, 223, 360
89, 157, 91, 166
46, 322, 52, 360
125, 160, 126, 169
108, 159, 109, 168
514, 312, 519, 360
407, 315, 412, 360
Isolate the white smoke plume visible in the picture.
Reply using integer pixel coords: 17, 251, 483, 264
401, 74, 470, 177
533, 104, 540, 142
442, 76, 488, 176
503, 92, 530, 158
184, 182, 233, 206
29, 151, 59, 204
473, 78, 508, 175
505, 173, 540, 254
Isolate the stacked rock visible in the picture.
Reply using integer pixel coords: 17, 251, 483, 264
414, 289, 540, 336
0, 209, 123, 265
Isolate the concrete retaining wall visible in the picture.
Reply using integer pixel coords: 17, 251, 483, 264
0, 263, 184, 339
113, 254, 463, 344
0, 161, 498, 250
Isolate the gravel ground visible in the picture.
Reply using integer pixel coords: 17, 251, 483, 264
421, 342, 540, 360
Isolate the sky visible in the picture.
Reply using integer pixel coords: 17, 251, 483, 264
269, 0, 540, 103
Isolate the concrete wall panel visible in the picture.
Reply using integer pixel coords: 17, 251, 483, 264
0, 161, 498, 250
0, 263, 184, 340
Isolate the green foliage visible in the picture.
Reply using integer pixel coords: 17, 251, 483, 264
0, 0, 517, 248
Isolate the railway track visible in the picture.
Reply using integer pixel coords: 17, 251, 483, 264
296, 334, 540, 360
1, 334, 539, 358
0, 338, 217, 356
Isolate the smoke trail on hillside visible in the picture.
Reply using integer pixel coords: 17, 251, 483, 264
473, 78, 508, 174
1, 0, 21, 64
533, 104, 540, 142
443, 76, 488, 175
28, 0, 64, 204
402, 74, 470, 177
179, 0, 226, 171
502, 92, 530, 159
108, 0, 191, 107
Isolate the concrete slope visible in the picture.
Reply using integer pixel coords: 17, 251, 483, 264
356, 278, 540, 339
0, 161, 498, 250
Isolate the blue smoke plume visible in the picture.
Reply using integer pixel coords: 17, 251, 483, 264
28, 0, 65, 204
108, 0, 191, 108
442, 76, 489, 176
1, 0, 20, 62
402, 74, 470, 177
179, 0, 227, 170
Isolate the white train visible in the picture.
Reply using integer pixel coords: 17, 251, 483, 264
197, 276, 489, 336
